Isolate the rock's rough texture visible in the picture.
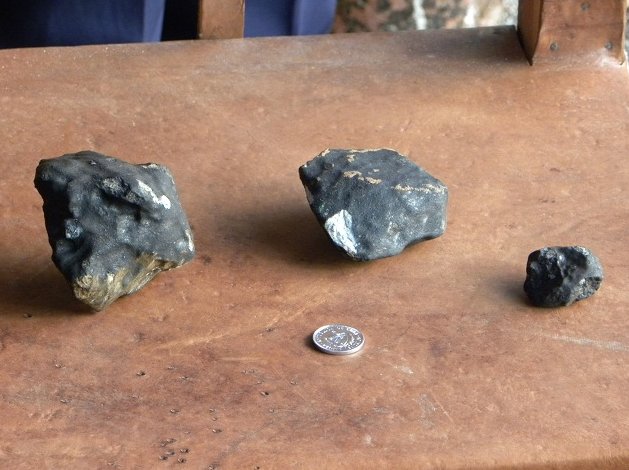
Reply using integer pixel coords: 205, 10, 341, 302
35, 151, 195, 310
524, 246, 604, 308
299, 148, 448, 261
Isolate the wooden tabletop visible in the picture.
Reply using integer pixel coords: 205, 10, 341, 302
0, 26, 628, 468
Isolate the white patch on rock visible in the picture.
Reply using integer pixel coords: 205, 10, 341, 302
343, 171, 381, 184
343, 171, 362, 179
353, 148, 394, 154
394, 183, 446, 194
324, 210, 358, 256
421, 183, 446, 194
185, 229, 194, 252
136, 179, 171, 209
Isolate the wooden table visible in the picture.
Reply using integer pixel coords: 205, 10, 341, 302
1, 23, 628, 469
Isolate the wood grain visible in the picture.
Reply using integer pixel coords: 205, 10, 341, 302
0, 25, 627, 468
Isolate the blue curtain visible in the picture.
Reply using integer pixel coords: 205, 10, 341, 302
245, 0, 337, 37
0, 0, 337, 48
0, 0, 165, 48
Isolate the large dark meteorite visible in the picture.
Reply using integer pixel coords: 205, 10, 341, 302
524, 246, 603, 307
299, 148, 448, 261
35, 151, 195, 310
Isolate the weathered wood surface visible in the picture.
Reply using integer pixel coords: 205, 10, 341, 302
0, 25, 627, 468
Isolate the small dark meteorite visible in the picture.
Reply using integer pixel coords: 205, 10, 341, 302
34, 151, 195, 310
524, 246, 603, 307
299, 148, 448, 261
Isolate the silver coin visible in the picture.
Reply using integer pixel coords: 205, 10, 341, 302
312, 324, 365, 355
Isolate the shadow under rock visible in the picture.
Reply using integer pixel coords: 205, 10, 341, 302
490, 270, 530, 307
236, 207, 357, 268
0, 260, 93, 316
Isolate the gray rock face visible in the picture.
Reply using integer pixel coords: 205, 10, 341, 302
299, 148, 448, 261
35, 151, 195, 310
524, 246, 603, 307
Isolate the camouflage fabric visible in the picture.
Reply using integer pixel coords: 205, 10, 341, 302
334, 0, 417, 33
334, 0, 518, 33
334, 0, 628, 54
422, 0, 472, 29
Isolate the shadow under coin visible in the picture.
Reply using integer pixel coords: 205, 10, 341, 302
303, 333, 318, 352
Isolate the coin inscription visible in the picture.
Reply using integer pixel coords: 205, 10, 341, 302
312, 324, 365, 355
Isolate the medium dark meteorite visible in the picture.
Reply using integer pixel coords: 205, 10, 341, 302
34, 151, 195, 310
299, 148, 448, 261
524, 246, 603, 307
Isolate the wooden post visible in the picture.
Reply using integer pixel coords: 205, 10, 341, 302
518, 0, 627, 65
198, 0, 245, 39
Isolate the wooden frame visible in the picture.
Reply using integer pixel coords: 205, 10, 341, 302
198, 0, 245, 40
197, 0, 627, 67
518, 0, 627, 64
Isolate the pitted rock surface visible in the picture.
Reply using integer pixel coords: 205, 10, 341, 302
299, 148, 448, 261
524, 246, 603, 307
35, 151, 195, 310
